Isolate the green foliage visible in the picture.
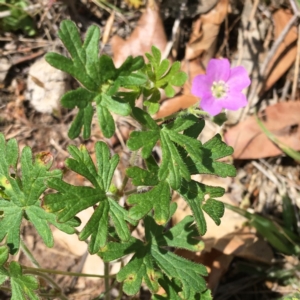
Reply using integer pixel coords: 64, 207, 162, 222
0, 260, 39, 300
44, 141, 134, 254
0, 0, 36, 36
179, 180, 225, 235
99, 215, 207, 298
0, 21, 238, 300
143, 46, 188, 114
45, 20, 146, 139
0, 134, 79, 254
226, 203, 300, 256
127, 114, 233, 235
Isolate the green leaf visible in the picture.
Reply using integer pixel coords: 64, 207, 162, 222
68, 103, 94, 139
158, 216, 205, 252
0, 134, 66, 254
127, 108, 160, 158
45, 141, 131, 254
0, 246, 8, 266
178, 180, 225, 235
96, 104, 115, 138
144, 46, 187, 112
46, 21, 145, 139
45, 20, 100, 91
127, 181, 171, 224
185, 134, 236, 178
61, 88, 96, 109
0, 0, 36, 36
152, 276, 182, 300
158, 130, 190, 190
99, 215, 207, 297
126, 155, 159, 186
8, 262, 39, 300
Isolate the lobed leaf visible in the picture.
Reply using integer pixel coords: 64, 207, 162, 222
0, 135, 69, 254
143, 46, 187, 113
99, 215, 208, 298
46, 21, 145, 139
127, 181, 171, 225
45, 141, 131, 254
0, 262, 39, 300
185, 134, 236, 178
178, 180, 225, 235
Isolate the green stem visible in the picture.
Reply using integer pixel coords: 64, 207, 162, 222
24, 269, 68, 300
155, 106, 209, 123
118, 175, 129, 196
20, 239, 40, 268
23, 266, 116, 279
118, 150, 139, 196
104, 262, 111, 300
124, 187, 138, 196
154, 110, 185, 123
20, 240, 69, 300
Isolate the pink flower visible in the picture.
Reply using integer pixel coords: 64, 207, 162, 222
191, 59, 251, 116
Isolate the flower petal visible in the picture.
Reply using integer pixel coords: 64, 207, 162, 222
227, 66, 251, 90
218, 91, 248, 110
191, 74, 211, 97
200, 95, 223, 116
206, 59, 230, 82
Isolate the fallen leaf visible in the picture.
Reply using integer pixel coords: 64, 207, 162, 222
185, 0, 229, 64
155, 0, 228, 119
213, 227, 274, 265
111, 1, 167, 67
224, 101, 300, 159
263, 9, 298, 92
101, 11, 115, 48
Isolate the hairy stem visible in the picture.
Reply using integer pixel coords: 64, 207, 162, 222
23, 269, 68, 300
104, 262, 111, 300
23, 266, 115, 279
20, 239, 40, 268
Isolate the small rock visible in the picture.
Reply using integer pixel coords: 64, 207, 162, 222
0, 57, 12, 83
26, 57, 70, 113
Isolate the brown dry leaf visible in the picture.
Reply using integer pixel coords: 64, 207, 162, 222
224, 101, 300, 159
102, 11, 115, 47
111, 1, 167, 67
185, 0, 229, 64
213, 227, 274, 265
263, 9, 298, 92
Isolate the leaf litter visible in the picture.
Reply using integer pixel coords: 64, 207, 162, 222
0, 0, 300, 299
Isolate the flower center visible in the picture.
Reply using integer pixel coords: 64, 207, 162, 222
211, 81, 228, 99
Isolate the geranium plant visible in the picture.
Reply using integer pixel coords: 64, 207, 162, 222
0, 20, 250, 299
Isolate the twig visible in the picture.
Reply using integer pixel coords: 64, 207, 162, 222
248, 14, 299, 104
162, 18, 181, 60
236, 0, 259, 66
289, 0, 300, 15
0, 3, 41, 18
291, 23, 300, 100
